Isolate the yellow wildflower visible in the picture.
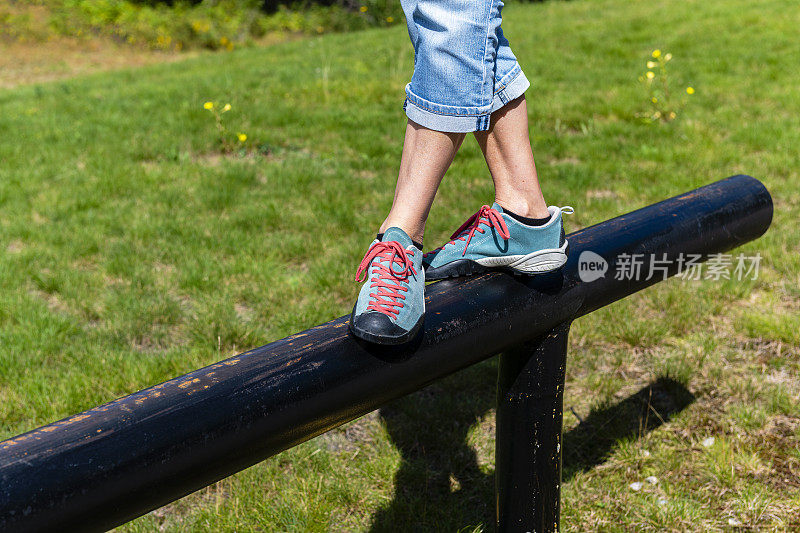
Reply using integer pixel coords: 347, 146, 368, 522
237, 133, 247, 143
360, 5, 367, 12
652, 49, 661, 58
203, 101, 214, 110
386, 16, 394, 23
647, 61, 657, 68
686, 86, 695, 95
192, 20, 211, 33
669, 111, 677, 119
651, 97, 658, 103
646, 71, 655, 79
223, 103, 232, 112
664, 53, 672, 61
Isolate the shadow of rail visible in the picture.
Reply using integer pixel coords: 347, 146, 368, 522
368, 368, 694, 532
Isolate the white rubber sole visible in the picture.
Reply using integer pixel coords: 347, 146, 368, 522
474, 240, 569, 273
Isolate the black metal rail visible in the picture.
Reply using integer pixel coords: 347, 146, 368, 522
0, 175, 772, 532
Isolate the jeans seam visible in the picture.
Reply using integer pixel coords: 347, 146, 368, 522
405, 85, 492, 117
406, 98, 491, 118
481, 0, 493, 109
495, 65, 521, 94
490, 69, 530, 114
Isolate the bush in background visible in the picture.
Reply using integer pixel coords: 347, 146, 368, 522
0, 0, 405, 50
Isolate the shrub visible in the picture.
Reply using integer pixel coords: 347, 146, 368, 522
5, 0, 406, 50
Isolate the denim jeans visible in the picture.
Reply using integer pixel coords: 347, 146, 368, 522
400, 0, 530, 133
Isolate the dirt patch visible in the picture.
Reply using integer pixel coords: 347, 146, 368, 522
5, 239, 24, 253
738, 338, 800, 362
147, 479, 230, 530
316, 411, 381, 454
548, 156, 582, 166
585, 189, 618, 199
357, 169, 377, 180
755, 415, 800, 490
28, 287, 70, 314
234, 303, 253, 321
0, 37, 195, 89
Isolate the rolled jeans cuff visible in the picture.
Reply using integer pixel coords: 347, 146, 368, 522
403, 68, 530, 133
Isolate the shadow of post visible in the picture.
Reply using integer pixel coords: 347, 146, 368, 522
368, 367, 694, 532
562, 376, 695, 480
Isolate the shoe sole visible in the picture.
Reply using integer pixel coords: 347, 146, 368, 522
425, 240, 569, 280
348, 307, 425, 345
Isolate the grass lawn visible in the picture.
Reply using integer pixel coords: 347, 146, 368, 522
1, 0, 799, 530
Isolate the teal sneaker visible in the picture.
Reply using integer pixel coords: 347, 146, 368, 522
423, 203, 574, 279
350, 227, 425, 345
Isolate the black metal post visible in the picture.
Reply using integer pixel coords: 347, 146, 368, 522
0, 175, 773, 532
496, 322, 570, 533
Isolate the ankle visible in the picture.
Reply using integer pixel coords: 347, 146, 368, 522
494, 197, 550, 219
379, 219, 425, 248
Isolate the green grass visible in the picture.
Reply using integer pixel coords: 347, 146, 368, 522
1, 0, 799, 530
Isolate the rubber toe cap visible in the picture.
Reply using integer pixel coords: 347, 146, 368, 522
352, 311, 407, 339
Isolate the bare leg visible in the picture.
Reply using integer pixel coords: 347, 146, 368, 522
379, 120, 466, 244
474, 95, 550, 219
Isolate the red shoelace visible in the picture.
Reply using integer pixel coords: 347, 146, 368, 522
425, 205, 511, 258
355, 241, 417, 319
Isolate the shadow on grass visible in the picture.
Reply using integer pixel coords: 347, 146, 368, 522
562, 376, 695, 480
368, 367, 694, 532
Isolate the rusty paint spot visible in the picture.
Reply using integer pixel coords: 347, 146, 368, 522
178, 378, 201, 389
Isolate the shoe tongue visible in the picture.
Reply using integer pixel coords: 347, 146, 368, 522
490, 202, 504, 213
381, 227, 413, 248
